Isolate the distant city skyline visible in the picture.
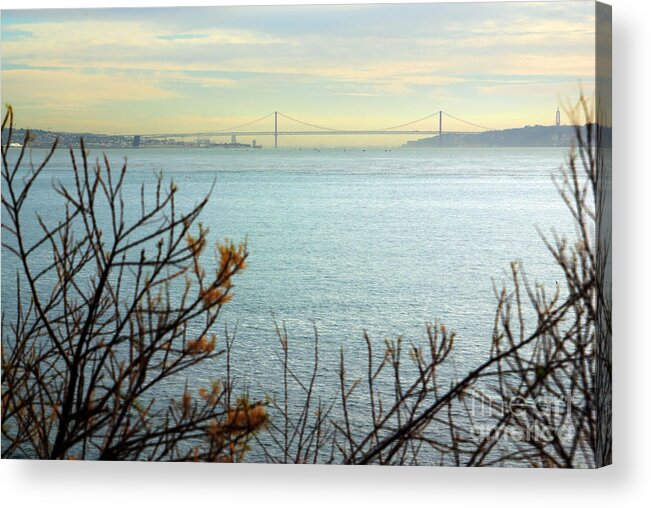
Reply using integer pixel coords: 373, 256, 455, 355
2, 2, 596, 145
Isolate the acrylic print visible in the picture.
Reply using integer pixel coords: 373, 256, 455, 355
1, 1, 611, 467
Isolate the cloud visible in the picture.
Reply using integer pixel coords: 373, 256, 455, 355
157, 33, 208, 41
476, 80, 590, 97
0, 2, 597, 134
2, 9, 594, 83
335, 92, 381, 97
2, 68, 177, 109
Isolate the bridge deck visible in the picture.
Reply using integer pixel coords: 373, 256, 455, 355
140, 130, 482, 138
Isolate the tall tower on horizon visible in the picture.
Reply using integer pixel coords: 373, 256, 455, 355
556, 106, 561, 126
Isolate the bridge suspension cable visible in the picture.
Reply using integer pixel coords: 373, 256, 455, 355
137, 110, 495, 139
442, 111, 494, 131
379, 111, 442, 131
276, 112, 343, 132
213, 112, 276, 133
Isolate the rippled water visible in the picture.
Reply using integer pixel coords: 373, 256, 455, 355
2, 146, 575, 459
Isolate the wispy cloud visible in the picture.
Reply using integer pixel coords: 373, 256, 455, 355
157, 33, 208, 41
1, 2, 596, 134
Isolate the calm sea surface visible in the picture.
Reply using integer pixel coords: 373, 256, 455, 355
2, 146, 575, 449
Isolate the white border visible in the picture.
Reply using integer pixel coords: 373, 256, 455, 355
1, 1, 649, 507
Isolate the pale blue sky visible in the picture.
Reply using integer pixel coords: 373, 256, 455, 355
1, 2, 596, 142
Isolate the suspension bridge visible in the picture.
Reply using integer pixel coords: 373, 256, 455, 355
136, 110, 494, 147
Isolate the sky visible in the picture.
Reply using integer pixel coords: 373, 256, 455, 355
1, 1, 596, 145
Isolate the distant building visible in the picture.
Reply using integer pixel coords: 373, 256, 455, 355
252, 139, 257, 148
231, 134, 237, 144
556, 107, 561, 127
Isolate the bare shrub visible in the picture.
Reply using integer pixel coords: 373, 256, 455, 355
257, 94, 609, 467
2, 106, 266, 461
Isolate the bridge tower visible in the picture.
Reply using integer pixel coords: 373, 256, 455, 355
556, 106, 561, 126
274, 111, 278, 148
439, 110, 443, 144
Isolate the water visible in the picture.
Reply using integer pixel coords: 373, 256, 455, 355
1, 145, 575, 460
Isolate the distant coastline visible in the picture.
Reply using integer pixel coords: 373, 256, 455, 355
404, 124, 578, 148
1, 128, 262, 150
3, 124, 609, 150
